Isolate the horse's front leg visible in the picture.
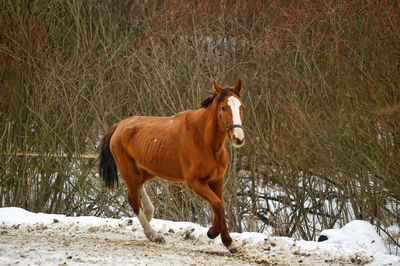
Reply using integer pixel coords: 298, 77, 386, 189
187, 178, 243, 254
208, 178, 243, 254
206, 179, 223, 239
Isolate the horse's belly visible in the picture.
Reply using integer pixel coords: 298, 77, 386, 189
139, 159, 184, 182
131, 143, 184, 182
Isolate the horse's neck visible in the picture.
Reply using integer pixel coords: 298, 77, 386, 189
198, 105, 227, 151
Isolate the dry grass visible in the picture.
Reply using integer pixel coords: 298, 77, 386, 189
1, 0, 399, 252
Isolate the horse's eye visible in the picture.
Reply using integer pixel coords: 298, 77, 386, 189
221, 106, 226, 112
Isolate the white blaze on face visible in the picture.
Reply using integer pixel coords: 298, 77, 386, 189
227, 96, 244, 144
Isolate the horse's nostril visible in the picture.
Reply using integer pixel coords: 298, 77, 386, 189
234, 135, 244, 144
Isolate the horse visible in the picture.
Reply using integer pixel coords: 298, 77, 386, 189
99, 80, 245, 253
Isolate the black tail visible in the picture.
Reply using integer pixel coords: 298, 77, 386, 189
99, 125, 118, 189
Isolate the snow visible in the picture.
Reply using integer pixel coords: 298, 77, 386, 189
0, 207, 399, 265
318, 220, 389, 254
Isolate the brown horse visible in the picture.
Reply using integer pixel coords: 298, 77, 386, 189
99, 80, 245, 253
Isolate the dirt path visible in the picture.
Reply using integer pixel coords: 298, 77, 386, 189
0, 225, 270, 265
0, 222, 382, 266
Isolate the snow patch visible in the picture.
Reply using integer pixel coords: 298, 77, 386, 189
0, 207, 399, 265
318, 220, 389, 254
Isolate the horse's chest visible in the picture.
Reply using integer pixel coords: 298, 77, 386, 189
196, 151, 228, 178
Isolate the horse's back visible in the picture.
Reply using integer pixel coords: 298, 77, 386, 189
110, 113, 190, 181
114, 113, 188, 144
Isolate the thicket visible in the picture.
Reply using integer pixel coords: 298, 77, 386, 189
1, 0, 399, 253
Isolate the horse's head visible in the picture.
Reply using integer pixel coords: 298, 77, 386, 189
213, 80, 245, 148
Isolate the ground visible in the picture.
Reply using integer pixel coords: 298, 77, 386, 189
0, 225, 268, 266
0, 208, 398, 265
0, 223, 348, 266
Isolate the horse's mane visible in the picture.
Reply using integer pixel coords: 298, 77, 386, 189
200, 88, 239, 108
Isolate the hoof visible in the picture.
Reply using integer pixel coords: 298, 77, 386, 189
229, 246, 244, 254
147, 232, 165, 244
228, 240, 244, 254
154, 236, 165, 244
207, 230, 218, 239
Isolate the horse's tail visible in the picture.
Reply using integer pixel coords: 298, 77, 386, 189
99, 124, 118, 189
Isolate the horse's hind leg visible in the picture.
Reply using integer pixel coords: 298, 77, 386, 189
140, 184, 154, 222
112, 148, 164, 244
128, 190, 164, 244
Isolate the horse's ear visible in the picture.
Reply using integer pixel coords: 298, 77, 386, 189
234, 80, 242, 95
213, 81, 223, 94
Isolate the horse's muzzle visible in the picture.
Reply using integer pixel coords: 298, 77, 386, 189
231, 127, 245, 148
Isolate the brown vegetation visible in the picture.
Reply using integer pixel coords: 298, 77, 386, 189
1, 0, 399, 252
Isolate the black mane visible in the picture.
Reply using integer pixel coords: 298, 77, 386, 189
200, 88, 239, 108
